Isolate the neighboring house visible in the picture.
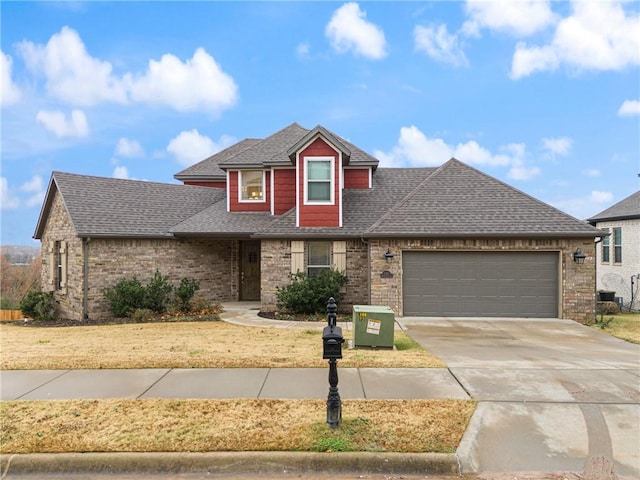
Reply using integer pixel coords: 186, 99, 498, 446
588, 191, 640, 311
34, 123, 604, 323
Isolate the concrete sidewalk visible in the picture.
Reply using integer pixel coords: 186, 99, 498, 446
0, 367, 469, 401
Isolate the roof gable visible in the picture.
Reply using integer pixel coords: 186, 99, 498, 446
587, 190, 640, 223
366, 159, 602, 238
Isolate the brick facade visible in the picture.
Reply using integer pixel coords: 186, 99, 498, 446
260, 239, 369, 312
40, 190, 239, 321
368, 238, 596, 323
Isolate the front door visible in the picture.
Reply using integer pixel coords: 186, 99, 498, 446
240, 240, 261, 300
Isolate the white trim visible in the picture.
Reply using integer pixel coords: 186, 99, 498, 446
238, 169, 266, 203
295, 154, 300, 227
226, 171, 231, 212
270, 168, 275, 215
338, 153, 343, 227
303, 156, 334, 205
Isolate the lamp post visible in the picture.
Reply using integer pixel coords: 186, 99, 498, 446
322, 297, 344, 429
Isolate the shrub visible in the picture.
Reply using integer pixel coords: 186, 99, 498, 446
175, 277, 200, 312
276, 269, 348, 314
144, 270, 173, 314
103, 278, 145, 317
19, 289, 57, 321
131, 308, 155, 323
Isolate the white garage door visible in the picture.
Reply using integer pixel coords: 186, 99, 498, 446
402, 251, 559, 317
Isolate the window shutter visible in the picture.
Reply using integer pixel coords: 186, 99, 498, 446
291, 241, 304, 274
332, 241, 346, 273
47, 241, 55, 289
60, 241, 68, 289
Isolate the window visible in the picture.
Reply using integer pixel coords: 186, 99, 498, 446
305, 158, 332, 203
239, 170, 264, 201
307, 241, 331, 276
55, 241, 63, 290
613, 227, 622, 263
601, 228, 610, 263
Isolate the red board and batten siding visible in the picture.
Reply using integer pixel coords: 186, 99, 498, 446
297, 138, 340, 227
228, 170, 271, 212
343, 169, 370, 189
272, 169, 296, 215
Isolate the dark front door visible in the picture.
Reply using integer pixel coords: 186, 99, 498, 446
240, 240, 261, 300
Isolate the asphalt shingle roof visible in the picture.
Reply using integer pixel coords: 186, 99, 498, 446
365, 159, 601, 237
34, 172, 223, 239
173, 138, 261, 180
35, 125, 603, 241
587, 190, 640, 223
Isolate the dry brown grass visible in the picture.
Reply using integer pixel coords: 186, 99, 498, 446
0, 321, 444, 370
593, 313, 640, 344
0, 399, 474, 454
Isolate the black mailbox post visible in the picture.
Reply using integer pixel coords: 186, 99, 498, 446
322, 297, 344, 429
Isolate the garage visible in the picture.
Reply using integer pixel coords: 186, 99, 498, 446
402, 251, 559, 317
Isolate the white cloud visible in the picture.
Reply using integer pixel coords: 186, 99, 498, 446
112, 166, 130, 179
16, 27, 238, 114
590, 190, 613, 203
20, 175, 45, 207
0, 177, 20, 210
1, 51, 21, 106
115, 138, 144, 158
462, 0, 557, 37
374, 125, 540, 180
511, 1, 640, 79
36, 109, 89, 138
296, 43, 310, 59
17, 26, 127, 106
542, 137, 573, 156
414, 24, 469, 67
325, 2, 387, 60
582, 168, 601, 178
167, 129, 236, 167
127, 48, 238, 114
618, 99, 640, 116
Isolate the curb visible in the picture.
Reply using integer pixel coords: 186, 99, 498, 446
1, 452, 459, 476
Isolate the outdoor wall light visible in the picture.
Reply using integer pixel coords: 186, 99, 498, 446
573, 248, 586, 265
384, 248, 394, 263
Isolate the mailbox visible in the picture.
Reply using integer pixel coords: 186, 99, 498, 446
323, 325, 344, 360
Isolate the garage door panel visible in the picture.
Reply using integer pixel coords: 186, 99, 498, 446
402, 251, 558, 318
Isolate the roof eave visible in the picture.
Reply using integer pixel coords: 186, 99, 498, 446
587, 214, 640, 225
173, 174, 226, 182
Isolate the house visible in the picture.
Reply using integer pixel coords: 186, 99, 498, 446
588, 191, 640, 311
34, 123, 604, 323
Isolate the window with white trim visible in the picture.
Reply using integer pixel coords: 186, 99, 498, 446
601, 228, 610, 263
239, 170, 264, 201
613, 227, 622, 263
307, 241, 331, 276
305, 157, 333, 203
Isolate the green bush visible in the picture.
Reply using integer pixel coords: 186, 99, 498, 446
175, 277, 200, 311
103, 277, 145, 317
144, 270, 173, 314
276, 269, 348, 314
19, 290, 57, 321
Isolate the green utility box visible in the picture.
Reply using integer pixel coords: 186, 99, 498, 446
352, 305, 395, 349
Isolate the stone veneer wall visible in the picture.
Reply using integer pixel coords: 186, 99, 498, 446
368, 238, 597, 324
260, 239, 369, 312
40, 190, 239, 320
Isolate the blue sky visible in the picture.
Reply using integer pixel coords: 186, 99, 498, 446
1, 1, 639, 246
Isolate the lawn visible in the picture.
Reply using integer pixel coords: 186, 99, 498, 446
0, 399, 474, 454
592, 313, 640, 344
1, 316, 474, 454
0, 320, 444, 370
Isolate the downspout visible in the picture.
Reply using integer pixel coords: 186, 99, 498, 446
83, 237, 90, 320
360, 236, 371, 304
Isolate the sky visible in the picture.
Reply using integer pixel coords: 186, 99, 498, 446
1, 1, 639, 246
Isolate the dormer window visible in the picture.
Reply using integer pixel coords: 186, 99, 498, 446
239, 170, 264, 202
305, 157, 333, 204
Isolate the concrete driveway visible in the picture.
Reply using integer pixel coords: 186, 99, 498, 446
398, 317, 640, 478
